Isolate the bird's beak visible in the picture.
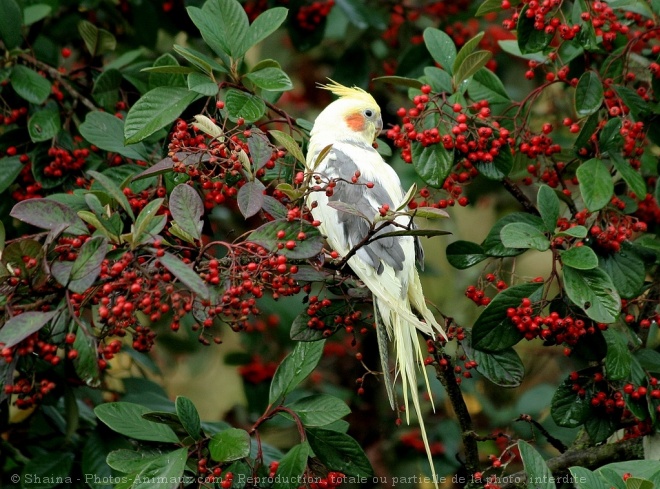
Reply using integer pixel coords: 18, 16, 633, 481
374, 116, 383, 141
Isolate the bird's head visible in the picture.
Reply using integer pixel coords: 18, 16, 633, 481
311, 80, 383, 144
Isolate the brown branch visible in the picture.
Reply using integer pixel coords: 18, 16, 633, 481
503, 177, 540, 216
17, 53, 97, 111
502, 437, 645, 489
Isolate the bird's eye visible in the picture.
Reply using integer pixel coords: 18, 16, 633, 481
364, 109, 373, 118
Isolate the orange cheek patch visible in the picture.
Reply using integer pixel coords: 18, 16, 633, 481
345, 113, 365, 132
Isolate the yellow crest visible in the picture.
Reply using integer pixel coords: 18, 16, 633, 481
318, 79, 377, 106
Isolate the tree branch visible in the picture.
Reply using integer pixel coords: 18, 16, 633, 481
503, 178, 540, 216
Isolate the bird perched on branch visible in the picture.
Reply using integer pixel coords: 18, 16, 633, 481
305, 80, 445, 483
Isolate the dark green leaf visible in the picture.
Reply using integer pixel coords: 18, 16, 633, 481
472, 282, 543, 352
187, 72, 218, 96
500, 222, 550, 251
94, 402, 179, 443
78, 20, 116, 56
80, 112, 149, 161
148, 53, 185, 90
453, 32, 485, 74
249, 219, 323, 259
611, 153, 647, 199
92, 69, 123, 111
158, 252, 210, 300
518, 440, 556, 489
185, 7, 230, 66
537, 185, 560, 233
615, 85, 648, 120
551, 376, 590, 427
0, 311, 57, 348
411, 141, 454, 188
602, 328, 632, 380
575, 72, 604, 117
453, 50, 492, 86
169, 184, 203, 240
335, 0, 386, 29
209, 428, 251, 462
464, 340, 524, 387
88, 170, 135, 220
10, 198, 88, 235
133, 198, 165, 244
201, 0, 249, 58
467, 69, 511, 107
173, 44, 225, 75
626, 479, 655, 489
237, 180, 266, 219
106, 450, 168, 474
574, 112, 600, 155
423, 28, 457, 74
73, 327, 101, 387
563, 266, 621, 323
517, 5, 553, 54
243, 7, 288, 56
599, 118, 623, 154
0, 0, 22, 49
269, 340, 325, 402
225, 88, 266, 124
476, 0, 521, 15
306, 428, 373, 478
585, 413, 617, 443
556, 226, 588, 238
28, 106, 61, 143
598, 244, 645, 299
561, 246, 599, 270
576, 158, 614, 212
290, 301, 348, 341
446, 240, 488, 269
82, 432, 114, 489
285, 395, 351, 427
67, 237, 108, 293
475, 144, 513, 180
0, 156, 26, 194
273, 443, 309, 489
498, 40, 548, 61
132, 449, 187, 489
175, 396, 202, 441
373, 76, 423, 89
248, 129, 272, 171
269, 130, 305, 165
569, 467, 609, 489
10, 65, 51, 104
21, 452, 74, 489
245, 67, 293, 91
482, 213, 545, 257
423, 67, 453, 93
124, 87, 200, 144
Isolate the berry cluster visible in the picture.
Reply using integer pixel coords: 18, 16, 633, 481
295, 0, 335, 31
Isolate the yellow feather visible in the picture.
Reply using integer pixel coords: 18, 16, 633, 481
317, 79, 378, 106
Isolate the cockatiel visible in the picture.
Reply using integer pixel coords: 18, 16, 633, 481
305, 80, 445, 482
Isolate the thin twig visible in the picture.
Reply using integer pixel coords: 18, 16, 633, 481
503, 177, 540, 216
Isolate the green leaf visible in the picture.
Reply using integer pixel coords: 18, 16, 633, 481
446, 240, 488, 269
556, 225, 588, 238
237, 179, 266, 219
158, 252, 210, 300
285, 395, 351, 427
73, 327, 101, 387
373, 76, 423, 90
518, 440, 556, 489
92, 69, 122, 110
245, 67, 293, 91
23, 4, 52, 26
248, 129, 272, 170
472, 282, 543, 352
453, 50, 492, 86
475, 144, 513, 180
306, 428, 373, 478
537, 185, 560, 233
575, 71, 604, 117
10, 65, 51, 104
453, 32, 485, 74
67, 237, 108, 293
132, 449, 187, 489
423, 28, 457, 74
169, 184, 203, 240
273, 443, 309, 489
499, 40, 548, 61
574, 111, 600, 156
611, 153, 647, 199
626, 479, 655, 489
201, 0, 249, 58
173, 44, 223, 76
561, 246, 599, 270
269, 340, 326, 403
500, 222, 550, 251
602, 328, 632, 380
411, 141, 454, 188
599, 118, 623, 154
209, 428, 251, 462
269, 130, 305, 165
599, 245, 645, 299
10, 198, 88, 235
467, 69, 511, 107
0, 311, 58, 348
94, 402, 179, 443
423, 67, 453, 93
569, 467, 610, 489
551, 376, 590, 427
563, 266, 621, 323
106, 449, 164, 474
132, 198, 165, 245
0, 155, 27, 194
243, 7, 288, 56
175, 396, 202, 441
28, 106, 61, 143
482, 213, 545, 257
87, 170, 135, 220
78, 20, 116, 56
585, 413, 617, 443
80, 111, 149, 161
616, 85, 648, 120
124, 87, 200, 144
225, 88, 266, 124
21, 452, 74, 489
576, 158, 614, 212
464, 340, 525, 387
517, 5, 553, 54
0, 0, 22, 49
187, 72, 218, 96
249, 219, 323, 260
82, 432, 114, 489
